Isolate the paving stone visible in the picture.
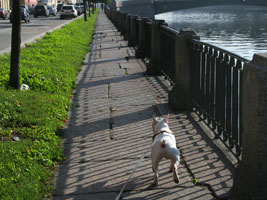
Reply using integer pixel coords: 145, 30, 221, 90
122, 187, 213, 200
63, 122, 110, 143
62, 137, 151, 163
53, 192, 118, 200
55, 159, 192, 196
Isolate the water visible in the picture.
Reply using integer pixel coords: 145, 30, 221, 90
155, 5, 267, 60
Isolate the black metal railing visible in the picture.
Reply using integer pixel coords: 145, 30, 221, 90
127, 16, 131, 39
190, 39, 248, 159
144, 21, 152, 59
105, 7, 248, 160
160, 25, 176, 84
122, 13, 127, 35
135, 18, 140, 46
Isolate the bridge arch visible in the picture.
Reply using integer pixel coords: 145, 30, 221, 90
153, 0, 267, 15
114, 0, 267, 18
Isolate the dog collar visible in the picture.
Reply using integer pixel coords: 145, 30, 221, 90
152, 130, 173, 141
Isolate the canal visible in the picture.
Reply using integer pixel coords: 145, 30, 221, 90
155, 5, 267, 60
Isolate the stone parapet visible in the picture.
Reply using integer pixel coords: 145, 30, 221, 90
146, 20, 166, 75
135, 17, 150, 58
168, 28, 199, 110
232, 53, 267, 200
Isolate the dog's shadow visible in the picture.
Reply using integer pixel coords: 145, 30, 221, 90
145, 170, 177, 190
145, 184, 158, 190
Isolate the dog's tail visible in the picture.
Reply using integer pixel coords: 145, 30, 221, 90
160, 139, 166, 148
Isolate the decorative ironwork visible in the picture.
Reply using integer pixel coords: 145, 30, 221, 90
104, 7, 248, 160
135, 18, 141, 46
144, 21, 152, 59
160, 25, 176, 84
190, 39, 248, 159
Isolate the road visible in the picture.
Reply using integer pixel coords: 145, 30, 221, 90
0, 15, 76, 54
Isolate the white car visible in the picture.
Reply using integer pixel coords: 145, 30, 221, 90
60, 5, 77, 19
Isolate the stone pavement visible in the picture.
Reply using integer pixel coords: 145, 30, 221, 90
52, 12, 235, 200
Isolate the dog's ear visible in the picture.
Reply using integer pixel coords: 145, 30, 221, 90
153, 115, 157, 123
164, 114, 169, 123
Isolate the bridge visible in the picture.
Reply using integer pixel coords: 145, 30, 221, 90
154, 0, 267, 15
114, 0, 267, 18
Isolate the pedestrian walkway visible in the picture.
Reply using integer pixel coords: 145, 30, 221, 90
52, 12, 235, 200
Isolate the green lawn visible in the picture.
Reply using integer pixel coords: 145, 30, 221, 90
0, 11, 98, 200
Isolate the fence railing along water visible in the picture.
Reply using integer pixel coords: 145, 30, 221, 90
105, 7, 267, 199
135, 18, 140, 47
190, 40, 248, 158
105, 7, 248, 160
144, 21, 152, 59
160, 25, 176, 84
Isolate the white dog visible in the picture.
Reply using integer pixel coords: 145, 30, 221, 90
151, 115, 180, 186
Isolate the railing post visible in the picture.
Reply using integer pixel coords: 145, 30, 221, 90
122, 12, 127, 36
169, 28, 199, 110
135, 17, 150, 58
115, 11, 119, 29
117, 11, 121, 31
119, 12, 124, 33
232, 53, 267, 200
128, 15, 138, 47
108, 7, 111, 19
125, 14, 132, 40
111, 9, 115, 23
146, 20, 166, 75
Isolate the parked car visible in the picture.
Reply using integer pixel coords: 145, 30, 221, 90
28, 6, 35, 14
0, 8, 9, 20
21, 5, 30, 13
76, 2, 88, 10
75, 6, 82, 16
34, 4, 49, 18
9, 7, 30, 23
47, 6, 56, 16
79, 5, 85, 13
60, 5, 77, 19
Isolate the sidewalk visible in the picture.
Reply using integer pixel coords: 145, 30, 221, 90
52, 12, 234, 200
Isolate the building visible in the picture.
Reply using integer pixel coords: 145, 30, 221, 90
39, 0, 57, 6
0, 0, 10, 10
2, 0, 38, 10
25, 0, 38, 7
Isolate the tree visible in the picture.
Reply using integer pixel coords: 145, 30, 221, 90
88, 0, 91, 17
83, 0, 87, 21
92, 0, 94, 15
10, 0, 21, 89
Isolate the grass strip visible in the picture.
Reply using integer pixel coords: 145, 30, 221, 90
0, 11, 98, 200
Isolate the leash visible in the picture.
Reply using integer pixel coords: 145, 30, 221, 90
115, 151, 148, 200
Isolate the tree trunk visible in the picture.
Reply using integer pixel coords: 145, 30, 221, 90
88, 0, 90, 17
92, 1, 94, 15
10, 0, 21, 89
83, 0, 87, 21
